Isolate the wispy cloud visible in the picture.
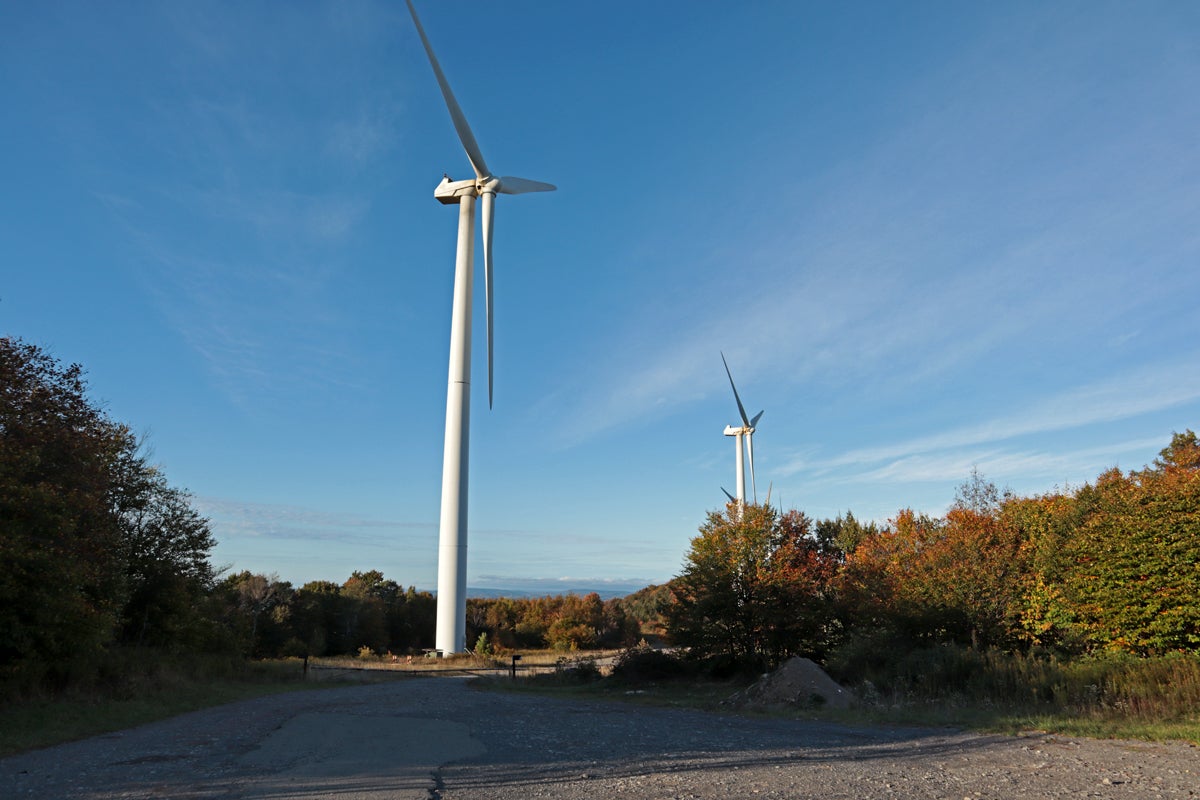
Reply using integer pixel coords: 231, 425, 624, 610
853, 437, 1166, 486
789, 360, 1200, 477
196, 496, 434, 543
546, 6, 1200, 452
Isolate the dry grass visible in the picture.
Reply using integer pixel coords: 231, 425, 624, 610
308, 649, 622, 678
0, 658, 325, 757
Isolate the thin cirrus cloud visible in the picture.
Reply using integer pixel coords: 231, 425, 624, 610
195, 496, 433, 544
854, 437, 1168, 486
783, 359, 1200, 480
543, 3, 1200, 455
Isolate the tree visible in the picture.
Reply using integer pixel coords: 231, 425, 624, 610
1062, 443, 1200, 654
1000, 492, 1084, 651
546, 593, 604, 650
1, 338, 129, 680
2, 337, 224, 684
813, 511, 880, 559
760, 509, 840, 661
836, 475, 1028, 651
118, 457, 218, 650
669, 503, 838, 669
341, 571, 391, 654
1154, 429, 1200, 472
219, 571, 292, 656
617, 582, 674, 640
288, 581, 342, 656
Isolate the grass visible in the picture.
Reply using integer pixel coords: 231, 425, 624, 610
310, 648, 624, 676
476, 646, 1200, 745
0, 657, 337, 757
825, 645, 1200, 743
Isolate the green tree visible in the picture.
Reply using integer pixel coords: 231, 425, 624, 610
341, 571, 390, 654
1062, 441, 1200, 654
2, 338, 225, 683
288, 581, 342, 656
118, 460, 218, 650
1, 338, 129, 681
814, 510, 880, 559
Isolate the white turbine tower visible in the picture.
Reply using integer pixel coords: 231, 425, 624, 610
406, 0, 555, 655
720, 353, 763, 507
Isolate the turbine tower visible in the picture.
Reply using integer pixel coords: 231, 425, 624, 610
721, 353, 763, 506
406, 0, 555, 654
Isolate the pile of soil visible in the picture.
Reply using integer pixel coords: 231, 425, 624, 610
724, 657, 854, 710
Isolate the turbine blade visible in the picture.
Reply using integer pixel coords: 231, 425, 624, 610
747, 433, 757, 504
720, 351, 751, 427
405, 0, 490, 179
498, 176, 557, 195
481, 191, 496, 408
765, 481, 773, 508
722, 487, 736, 503
750, 410, 764, 428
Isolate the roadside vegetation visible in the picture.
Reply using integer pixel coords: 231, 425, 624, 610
485, 645, 1200, 743
3, 335, 1198, 752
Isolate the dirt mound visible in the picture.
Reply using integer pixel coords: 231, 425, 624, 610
724, 657, 854, 710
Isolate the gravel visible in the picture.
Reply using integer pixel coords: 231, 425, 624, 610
1, 677, 1196, 799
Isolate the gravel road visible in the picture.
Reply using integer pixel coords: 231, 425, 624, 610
2, 676, 1196, 799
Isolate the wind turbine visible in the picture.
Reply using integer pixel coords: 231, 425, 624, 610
406, 0, 555, 654
721, 353, 763, 507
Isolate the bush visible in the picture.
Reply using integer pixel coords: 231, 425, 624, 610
826, 638, 1200, 721
611, 645, 689, 683
555, 656, 601, 682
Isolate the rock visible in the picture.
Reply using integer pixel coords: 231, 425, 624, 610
724, 657, 855, 711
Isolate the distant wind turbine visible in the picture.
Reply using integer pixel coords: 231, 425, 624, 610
721, 352, 763, 506
406, 0, 555, 655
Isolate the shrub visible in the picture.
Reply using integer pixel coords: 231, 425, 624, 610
611, 645, 689, 683
554, 656, 600, 682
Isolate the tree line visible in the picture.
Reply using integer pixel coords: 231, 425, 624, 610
218, 572, 642, 659
5, 334, 1196, 694
0, 337, 652, 694
668, 433, 1200, 671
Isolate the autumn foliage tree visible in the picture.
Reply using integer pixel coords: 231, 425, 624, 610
838, 478, 1037, 650
668, 503, 839, 669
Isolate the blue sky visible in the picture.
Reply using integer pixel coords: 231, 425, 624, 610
4, 1, 1198, 594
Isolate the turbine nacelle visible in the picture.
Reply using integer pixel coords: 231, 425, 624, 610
434, 175, 557, 205
434, 176, 481, 204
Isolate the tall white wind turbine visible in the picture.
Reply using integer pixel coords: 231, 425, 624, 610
721, 353, 763, 506
406, 0, 555, 654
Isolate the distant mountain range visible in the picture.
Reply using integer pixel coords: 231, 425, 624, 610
465, 578, 657, 601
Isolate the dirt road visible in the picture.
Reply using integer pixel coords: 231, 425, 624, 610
1, 677, 1196, 799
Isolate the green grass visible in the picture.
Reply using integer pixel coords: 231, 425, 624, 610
0, 658, 336, 757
